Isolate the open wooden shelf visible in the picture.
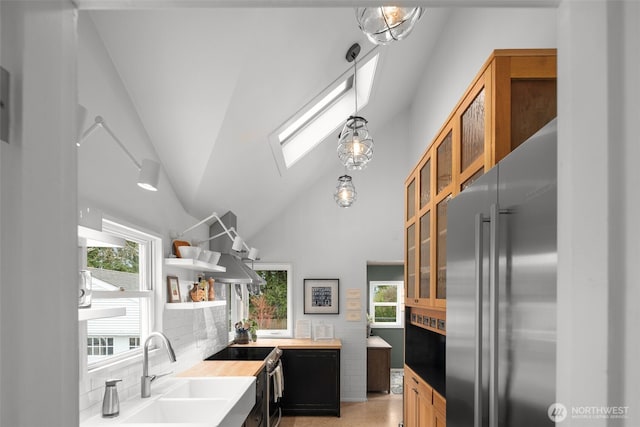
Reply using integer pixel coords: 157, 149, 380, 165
164, 258, 226, 272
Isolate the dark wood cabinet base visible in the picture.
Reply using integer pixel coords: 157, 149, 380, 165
280, 348, 340, 417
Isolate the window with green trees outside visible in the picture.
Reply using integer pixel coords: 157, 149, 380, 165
369, 281, 404, 328
251, 263, 293, 337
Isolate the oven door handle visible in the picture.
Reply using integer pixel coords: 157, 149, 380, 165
268, 360, 282, 377
269, 360, 284, 398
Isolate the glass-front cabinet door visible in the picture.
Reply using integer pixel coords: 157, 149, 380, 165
460, 84, 486, 174
436, 131, 453, 197
420, 158, 431, 210
406, 222, 417, 304
435, 195, 450, 306
406, 177, 416, 221
458, 70, 489, 193
405, 173, 418, 304
417, 152, 432, 305
407, 149, 435, 307
419, 210, 430, 302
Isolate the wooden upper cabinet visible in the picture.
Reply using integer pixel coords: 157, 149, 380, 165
404, 49, 557, 314
491, 51, 558, 164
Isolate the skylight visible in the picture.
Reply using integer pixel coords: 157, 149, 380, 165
269, 48, 379, 175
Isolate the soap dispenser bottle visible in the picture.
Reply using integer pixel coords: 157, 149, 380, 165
102, 379, 122, 418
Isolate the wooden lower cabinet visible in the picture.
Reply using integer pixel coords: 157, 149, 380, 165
404, 384, 417, 427
417, 383, 433, 426
434, 409, 446, 427
404, 365, 445, 427
367, 336, 391, 393
433, 390, 446, 427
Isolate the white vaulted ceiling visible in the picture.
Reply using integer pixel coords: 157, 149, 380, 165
87, 7, 450, 237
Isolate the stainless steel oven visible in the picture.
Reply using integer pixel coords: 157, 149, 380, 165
266, 352, 283, 427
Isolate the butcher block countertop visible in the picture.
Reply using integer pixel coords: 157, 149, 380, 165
230, 338, 342, 349
177, 360, 266, 377
177, 339, 342, 378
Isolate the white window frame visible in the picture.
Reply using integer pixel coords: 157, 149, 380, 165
369, 281, 404, 328
253, 263, 293, 338
79, 218, 162, 375
228, 263, 293, 340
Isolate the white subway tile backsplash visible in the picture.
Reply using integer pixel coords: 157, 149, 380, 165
79, 304, 228, 420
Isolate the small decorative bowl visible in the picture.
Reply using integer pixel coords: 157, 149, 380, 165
177, 246, 201, 259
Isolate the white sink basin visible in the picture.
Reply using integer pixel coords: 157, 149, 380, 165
123, 398, 229, 424
120, 377, 255, 427
163, 377, 253, 400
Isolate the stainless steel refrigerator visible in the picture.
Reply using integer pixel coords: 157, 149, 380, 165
446, 119, 557, 427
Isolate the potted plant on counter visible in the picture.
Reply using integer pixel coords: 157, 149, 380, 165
234, 319, 258, 344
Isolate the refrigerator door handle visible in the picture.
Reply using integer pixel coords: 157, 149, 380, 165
474, 213, 487, 427
489, 204, 500, 427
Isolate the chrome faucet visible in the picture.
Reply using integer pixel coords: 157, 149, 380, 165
141, 331, 177, 398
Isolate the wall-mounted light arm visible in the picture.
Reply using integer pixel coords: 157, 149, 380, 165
197, 230, 227, 244
229, 227, 259, 261
179, 211, 244, 252
178, 211, 221, 238
77, 115, 160, 192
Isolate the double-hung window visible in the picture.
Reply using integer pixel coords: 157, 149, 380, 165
369, 281, 404, 328
81, 219, 160, 370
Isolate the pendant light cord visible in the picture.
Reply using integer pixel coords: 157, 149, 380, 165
353, 53, 358, 115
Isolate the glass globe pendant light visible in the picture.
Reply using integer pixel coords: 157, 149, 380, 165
337, 43, 374, 171
334, 174, 357, 208
355, 7, 423, 45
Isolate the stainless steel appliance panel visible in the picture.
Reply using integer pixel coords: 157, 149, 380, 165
446, 167, 497, 427
446, 118, 557, 427
495, 119, 557, 426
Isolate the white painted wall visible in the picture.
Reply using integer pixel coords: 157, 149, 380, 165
0, 1, 78, 425
620, 2, 640, 421
77, 13, 199, 252
251, 107, 411, 401
557, 1, 639, 425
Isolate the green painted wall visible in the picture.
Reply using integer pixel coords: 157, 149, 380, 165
367, 264, 404, 369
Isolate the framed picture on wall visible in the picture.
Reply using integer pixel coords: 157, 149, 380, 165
167, 275, 181, 303
304, 279, 339, 314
